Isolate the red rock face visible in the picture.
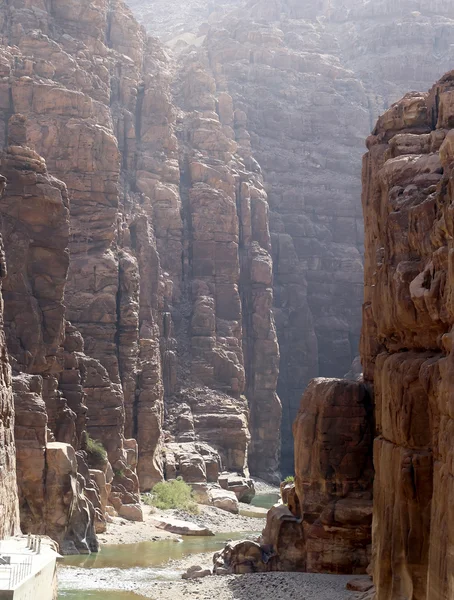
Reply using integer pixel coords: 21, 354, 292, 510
260, 377, 373, 574
0, 175, 20, 539
129, 0, 454, 472
0, 0, 283, 547
361, 72, 454, 599
293, 378, 374, 574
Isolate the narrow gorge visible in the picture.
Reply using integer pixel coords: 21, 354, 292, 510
0, 1, 453, 600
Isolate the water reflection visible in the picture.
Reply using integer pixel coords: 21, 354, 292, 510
250, 493, 280, 509
61, 532, 254, 570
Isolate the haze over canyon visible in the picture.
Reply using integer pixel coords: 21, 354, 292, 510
0, 0, 453, 598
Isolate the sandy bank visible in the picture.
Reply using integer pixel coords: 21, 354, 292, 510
99, 502, 265, 545
143, 573, 359, 600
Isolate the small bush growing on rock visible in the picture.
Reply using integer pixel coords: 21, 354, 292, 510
149, 477, 199, 513
85, 434, 108, 466
284, 475, 294, 483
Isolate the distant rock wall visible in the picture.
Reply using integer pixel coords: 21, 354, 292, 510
361, 72, 454, 600
128, 0, 454, 472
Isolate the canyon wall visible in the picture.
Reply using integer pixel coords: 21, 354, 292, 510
1, 0, 454, 566
0, 175, 20, 539
0, 0, 283, 548
361, 73, 454, 599
128, 0, 454, 471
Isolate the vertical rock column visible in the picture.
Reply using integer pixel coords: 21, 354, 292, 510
361, 75, 454, 599
0, 174, 19, 538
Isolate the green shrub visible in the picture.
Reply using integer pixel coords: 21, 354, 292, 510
148, 477, 199, 513
86, 434, 108, 466
283, 475, 295, 484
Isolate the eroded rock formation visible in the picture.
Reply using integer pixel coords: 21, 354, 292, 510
0, 0, 283, 548
0, 175, 20, 539
292, 378, 373, 573
129, 0, 454, 472
249, 378, 373, 575
361, 72, 454, 600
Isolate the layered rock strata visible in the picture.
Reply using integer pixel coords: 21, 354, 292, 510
0, 174, 19, 539
292, 378, 373, 573
253, 378, 373, 574
0, 0, 283, 552
129, 0, 454, 472
361, 72, 454, 600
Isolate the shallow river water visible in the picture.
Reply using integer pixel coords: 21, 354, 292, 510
58, 532, 258, 599
58, 493, 277, 600
249, 492, 280, 509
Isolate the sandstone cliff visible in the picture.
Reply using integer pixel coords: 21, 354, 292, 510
0, 0, 283, 550
361, 72, 454, 600
0, 175, 20, 539
1, 0, 454, 570
129, 0, 454, 471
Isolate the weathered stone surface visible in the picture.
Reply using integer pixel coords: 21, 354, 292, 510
182, 565, 212, 579
218, 472, 255, 503
361, 71, 454, 599
13, 374, 98, 554
293, 378, 374, 574
261, 504, 305, 572
0, 174, 19, 539
259, 378, 373, 575
210, 488, 240, 514
151, 516, 214, 536
0, 0, 284, 544
347, 578, 374, 593
131, 0, 454, 474
213, 539, 271, 575
163, 441, 221, 483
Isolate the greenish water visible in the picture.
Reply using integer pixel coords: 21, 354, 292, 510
61, 532, 251, 570
58, 494, 276, 600
250, 492, 280, 509
58, 532, 260, 599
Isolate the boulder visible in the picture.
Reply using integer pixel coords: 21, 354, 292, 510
347, 578, 374, 592
182, 565, 212, 579
218, 473, 255, 503
210, 489, 239, 514
118, 503, 144, 522
151, 516, 214, 536
213, 540, 275, 575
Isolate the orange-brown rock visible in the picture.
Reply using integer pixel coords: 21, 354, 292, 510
260, 378, 373, 575
0, 144, 103, 551
293, 378, 373, 574
132, 0, 454, 474
361, 71, 454, 599
0, 0, 284, 550
0, 174, 19, 538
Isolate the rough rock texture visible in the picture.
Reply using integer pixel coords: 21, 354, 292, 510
129, 0, 454, 472
0, 174, 19, 539
292, 378, 373, 574
361, 72, 454, 600
0, 143, 101, 551
0, 0, 283, 550
257, 378, 373, 575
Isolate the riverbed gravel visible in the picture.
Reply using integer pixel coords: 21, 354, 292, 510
99, 501, 266, 545
62, 486, 361, 600
143, 572, 360, 600
169, 504, 265, 533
